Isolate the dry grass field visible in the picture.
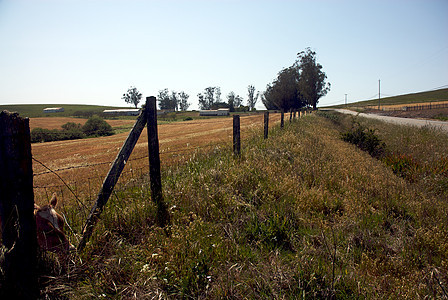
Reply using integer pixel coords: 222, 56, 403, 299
29, 117, 135, 130
32, 113, 282, 206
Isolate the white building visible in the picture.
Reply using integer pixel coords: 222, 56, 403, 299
43, 107, 64, 113
199, 108, 230, 116
103, 109, 141, 116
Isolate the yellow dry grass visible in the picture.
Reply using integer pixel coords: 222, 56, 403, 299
32, 113, 282, 206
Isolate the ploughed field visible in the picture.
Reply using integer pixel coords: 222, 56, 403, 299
31, 113, 281, 206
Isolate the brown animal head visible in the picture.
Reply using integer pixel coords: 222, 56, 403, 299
34, 193, 75, 258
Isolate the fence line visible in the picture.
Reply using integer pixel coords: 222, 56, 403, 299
32, 140, 230, 178
366, 102, 448, 111
32, 112, 291, 190
30, 114, 284, 208
402, 103, 448, 111
29, 109, 305, 249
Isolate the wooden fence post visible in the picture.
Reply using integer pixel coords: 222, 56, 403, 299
0, 111, 38, 299
233, 115, 241, 156
264, 112, 269, 139
146, 96, 170, 227
280, 111, 284, 128
78, 107, 148, 252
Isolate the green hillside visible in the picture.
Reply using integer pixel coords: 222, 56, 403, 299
332, 88, 448, 108
0, 104, 131, 118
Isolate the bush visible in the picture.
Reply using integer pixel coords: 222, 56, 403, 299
82, 115, 114, 137
341, 120, 385, 158
31, 123, 85, 143
31, 117, 112, 143
61, 122, 82, 131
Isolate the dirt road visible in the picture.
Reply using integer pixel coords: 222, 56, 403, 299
332, 109, 448, 134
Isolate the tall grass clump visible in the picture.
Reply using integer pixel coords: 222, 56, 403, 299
39, 113, 448, 299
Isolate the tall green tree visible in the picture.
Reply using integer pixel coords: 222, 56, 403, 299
178, 91, 190, 111
295, 48, 331, 110
247, 85, 259, 111
198, 86, 222, 110
158, 89, 190, 111
227, 91, 236, 112
262, 66, 302, 111
198, 93, 207, 110
158, 88, 172, 110
122, 86, 142, 108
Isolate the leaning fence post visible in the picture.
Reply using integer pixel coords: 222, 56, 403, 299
146, 96, 170, 227
233, 115, 241, 156
280, 111, 285, 128
78, 106, 148, 252
0, 111, 38, 299
264, 111, 269, 139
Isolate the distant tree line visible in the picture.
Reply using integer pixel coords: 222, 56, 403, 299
158, 89, 191, 111
121, 48, 329, 112
196, 85, 259, 112
31, 115, 113, 143
262, 48, 330, 111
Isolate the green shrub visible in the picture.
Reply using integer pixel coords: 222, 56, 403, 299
82, 115, 114, 137
341, 120, 385, 158
244, 214, 293, 251
31, 117, 113, 143
31, 122, 85, 143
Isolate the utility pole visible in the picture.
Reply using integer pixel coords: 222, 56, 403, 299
378, 79, 381, 110
345, 94, 347, 106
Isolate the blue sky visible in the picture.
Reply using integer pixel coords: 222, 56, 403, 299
1, 0, 447, 110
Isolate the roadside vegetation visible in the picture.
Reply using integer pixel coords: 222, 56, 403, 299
41, 112, 447, 299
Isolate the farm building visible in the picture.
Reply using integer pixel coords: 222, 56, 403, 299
43, 107, 64, 113
199, 108, 230, 116
103, 109, 141, 116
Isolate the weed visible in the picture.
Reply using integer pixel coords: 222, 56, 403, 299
244, 213, 293, 251
382, 152, 420, 182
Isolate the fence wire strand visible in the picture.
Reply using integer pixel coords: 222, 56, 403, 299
31, 113, 279, 207
32, 157, 89, 212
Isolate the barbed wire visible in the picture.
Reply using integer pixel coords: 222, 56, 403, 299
31, 114, 279, 197
33, 140, 230, 177
32, 157, 89, 211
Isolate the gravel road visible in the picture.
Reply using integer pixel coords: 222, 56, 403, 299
331, 109, 448, 134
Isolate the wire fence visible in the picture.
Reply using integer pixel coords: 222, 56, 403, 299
30, 112, 283, 212
32, 139, 231, 213
365, 102, 448, 111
